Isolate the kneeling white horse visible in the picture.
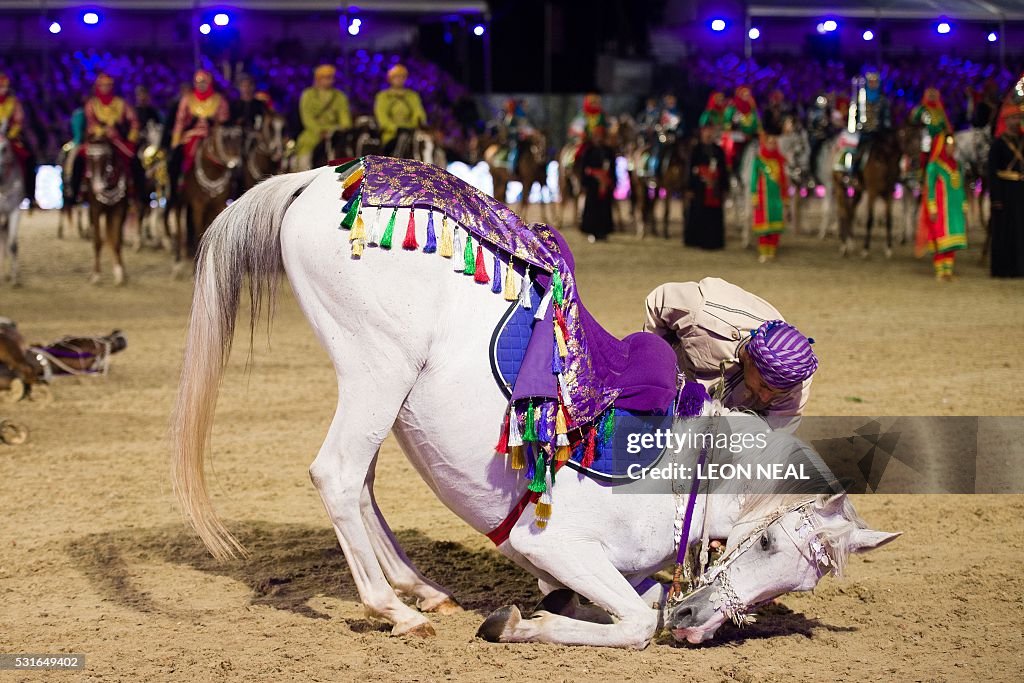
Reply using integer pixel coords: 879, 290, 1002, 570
172, 163, 898, 648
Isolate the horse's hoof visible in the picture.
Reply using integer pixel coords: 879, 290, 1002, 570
113, 266, 125, 287
0, 420, 29, 445
477, 605, 522, 642
89, 273, 101, 285
3, 379, 27, 403
423, 597, 463, 615
393, 621, 435, 638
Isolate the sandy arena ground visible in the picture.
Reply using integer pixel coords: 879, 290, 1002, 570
2, 200, 1023, 682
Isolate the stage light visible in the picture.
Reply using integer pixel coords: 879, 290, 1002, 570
823, 20, 837, 32
49, 21, 62, 34
988, 31, 998, 42
352, 18, 362, 27
748, 27, 760, 40
200, 23, 211, 35
347, 22, 360, 36
711, 19, 726, 32
863, 30, 874, 41
82, 12, 99, 25
473, 24, 485, 36
937, 22, 951, 34
816, 23, 826, 34
213, 13, 229, 27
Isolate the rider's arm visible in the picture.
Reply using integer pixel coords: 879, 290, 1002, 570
125, 101, 140, 143
170, 97, 190, 148
299, 89, 321, 136
643, 283, 701, 344
84, 99, 103, 138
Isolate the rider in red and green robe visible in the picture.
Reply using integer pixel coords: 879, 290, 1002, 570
751, 134, 787, 262
910, 87, 952, 172
723, 86, 760, 169
916, 133, 967, 280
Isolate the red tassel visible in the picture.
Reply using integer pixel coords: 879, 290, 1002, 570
343, 179, 362, 200
581, 427, 597, 468
474, 245, 490, 284
495, 410, 510, 455
402, 210, 418, 250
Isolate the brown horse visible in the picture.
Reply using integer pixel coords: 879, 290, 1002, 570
82, 140, 131, 284
241, 112, 286, 193
834, 128, 904, 257
630, 130, 688, 239
172, 125, 243, 276
485, 132, 551, 222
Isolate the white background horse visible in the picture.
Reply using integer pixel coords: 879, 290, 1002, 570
0, 131, 25, 285
172, 166, 898, 647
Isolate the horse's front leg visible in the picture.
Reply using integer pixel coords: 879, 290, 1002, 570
662, 188, 671, 239
90, 206, 103, 284
111, 204, 127, 285
480, 534, 658, 648
862, 194, 874, 258
884, 197, 893, 259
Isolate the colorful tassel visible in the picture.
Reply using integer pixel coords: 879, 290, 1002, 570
503, 259, 519, 301
341, 166, 364, 188
402, 209, 418, 250
519, 268, 532, 309
555, 406, 568, 439
342, 178, 362, 201
439, 214, 454, 258
508, 406, 523, 447
552, 332, 564, 374
495, 410, 510, 455
463, 232, 475, 275
424, 211, 437, 253
535, 287, 553, 321
341, 193, 358, 217
351, 238, 365, 258
555, 444, 571, 462
554, 323, 569, 359
341, 191, 361, 230
379, 207, 397, 249
452, 228, 464, 270
350, 214, 366, 242
534, 470, 553, 528
601, 407, 616, 445
491, 253, 503, 294
510, 445, 525, 470
334, 158, 361, 175
536, 402, 552, 444
552, 267, 565, 306
527, 452, 547, 493
474, 245, 490, 284
558, 373, 573, 406
580, 427, 597, 468
367, 206, 382, 246
525, 444, 536, 480
522, 401, 538, 442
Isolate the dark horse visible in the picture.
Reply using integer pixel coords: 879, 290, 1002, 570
310, 116, 382, 168
82, 140, 131, 284
241, 112, 287, 193
834, 127, 904, 258
485, 132, 551, 222
630, 129, 688, 238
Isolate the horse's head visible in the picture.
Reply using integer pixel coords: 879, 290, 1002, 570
211, 125, 244, 170
84, 140, 120, 194
666, 492, 899, 644
143, 120, 163, 150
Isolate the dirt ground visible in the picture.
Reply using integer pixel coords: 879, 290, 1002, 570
2, 202, 1023, 682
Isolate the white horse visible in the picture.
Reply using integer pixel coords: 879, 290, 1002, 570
0, 132, 25, 286
172, 165, 899, 647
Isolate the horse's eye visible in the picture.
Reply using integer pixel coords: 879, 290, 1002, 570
759, 534, 770, 551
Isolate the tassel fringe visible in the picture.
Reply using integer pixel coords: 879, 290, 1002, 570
503, 260, 519, 301
402, 209, 418, 250
519, 268, 532, 309
474, 245, 490, 284
452, 228, 464, 271
380, 207, 397, 249
424, 211, 437, 253
463, 232, 475, 275
439, 214, 454, 258
491, 253, 503, 294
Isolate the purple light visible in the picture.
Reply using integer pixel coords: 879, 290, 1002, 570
937, 22, 951, 34
213, 13, 229, 27
82, 11, 100, 26
200, 23, 211, 35
823, 19, 838, 32
748, 27, 760, 40
711, 18, 726, 32
48, 21, 62, 34
862, 29, 874, 41
988, 31, 998, 42
473, 24, 485, 36
347, 22, 360, 36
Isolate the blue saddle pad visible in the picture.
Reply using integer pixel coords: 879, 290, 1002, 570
563, 410, 673, 483
489, 285, 542, 397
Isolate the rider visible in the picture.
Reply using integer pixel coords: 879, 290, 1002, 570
969, 78, 1001, 131
698, 91, 727, 134
644, 278, 818, 432
849, 71, 892, 180
918, 132, 968, 281
134, 85, 163, 132
637, 97, 662, 136
295, 64, 352, 170
374, 63, 428, 157
910, 86, 952, 169
230, 74, 268, 132
723, 86, 761, 170
70, 72, 141, 204
761, 89, 793, 138
496, 98, 534, 175
0, 72, 36, 206
570, 92, 608, 144
646, 93, 682, 177
168, 69, 230, 201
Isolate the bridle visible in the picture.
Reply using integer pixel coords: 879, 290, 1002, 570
195, 129, 238, 197
85, 141, 127, 206
674, 499, 835, 627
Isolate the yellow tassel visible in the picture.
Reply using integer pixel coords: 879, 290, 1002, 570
534, 501, 552, 528
439, 214, 454, 258
350, 214, 366, 242
555, 324, 569, 358
555, 407, 567, 436
503, 260, 518, 301
351, 239, 365, 258
510, 446, 525, 470
342, 168, 364, 189
556, 445, 570, 462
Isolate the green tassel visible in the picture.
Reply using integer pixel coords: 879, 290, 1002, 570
552, 267, 565, 306
522, 400, 537, 442
341, 192, 361, 230
527, 453, 547, 493
463, 232, 475, 275
602, 407, 615, 444
334, 158, 361, 174
380, 207, 397, 250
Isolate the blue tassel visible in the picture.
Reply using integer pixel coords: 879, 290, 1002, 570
536, 403, 552, 444
342, 193, 357, 216
424, 211, 437, 253
552, 332, 564, 374
491, 253, 503, 294
525, 443, 536, 480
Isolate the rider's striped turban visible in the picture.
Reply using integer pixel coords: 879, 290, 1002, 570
746, 320, 818, 389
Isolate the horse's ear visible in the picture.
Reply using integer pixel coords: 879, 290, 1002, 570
815, 492, 847, 516
848, 529, 901, 554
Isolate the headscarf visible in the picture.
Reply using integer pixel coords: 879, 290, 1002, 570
386, 64, 408, 83
732, 86, 755, 115
746, 320, 818, 389
314, 64, 336, 82
995, 73, 1024, 138
705, 91, 725, 113
192, 69, 214, 101
94, 73, 115, 106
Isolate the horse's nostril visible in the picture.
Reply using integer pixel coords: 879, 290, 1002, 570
671, 606, 693, 624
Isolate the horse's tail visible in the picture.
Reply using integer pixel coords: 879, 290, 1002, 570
171, 168, 322, 560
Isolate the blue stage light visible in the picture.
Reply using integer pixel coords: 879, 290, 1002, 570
83, 12, 100, 26
748, 27, 760, 40
862, 30, 874, 41
711, 19, 726, 32
988, 31, 998, 42
937, 22, 951, 34
473, 24, 485, 36
49, 21, 62, 34
214, 13, 229, 27
200, 23, 211, 35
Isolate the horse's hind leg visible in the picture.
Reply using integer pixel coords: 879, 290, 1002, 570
359, 467, 461, 614
480, 534, 657, 647
310, 380, 434, 636
884, 197, 893, 259
90, 208, 103, 284
110, 205, 126, 285
862, 194, 874, 258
